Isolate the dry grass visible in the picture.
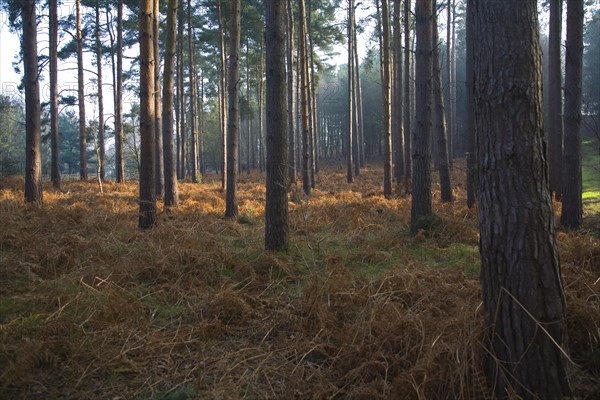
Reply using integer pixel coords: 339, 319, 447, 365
0, 161, 598, 399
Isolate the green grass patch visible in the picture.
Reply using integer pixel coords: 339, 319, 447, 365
582, 139, 600, 203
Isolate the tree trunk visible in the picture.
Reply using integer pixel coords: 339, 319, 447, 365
287, 0, 296, 183
49, 0, 60, 189
561, 0, 584, 230
177, 6, 186, 179
546, 0, 563, 200
217, 0, 228, 190
465, 0, 476, 208
265, 0, 289, 251
257, 37, 265, 173
381, 0, 393, 198
225, 0, 241, 218
354, 22, 365, 168
154, 0, 164, 196
393, 0, 403, 186
432, 2, 452, 203
474, 1, 572, 397
403, 0, 412, 191
187, 0, 198, 183
299, 0, 311, 195
162, 0, 179, 208
410, 0, 433, 231
77, 0, 87, 180
139, 0, 157, 229
115, 0, 125, 183
347, 0, 354, 184
95, 3, 105, 181
22, 0, 42, 204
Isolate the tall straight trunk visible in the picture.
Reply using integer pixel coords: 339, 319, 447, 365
225, 0, 241, 218
95, 3, 106, 181
187, 0, 198, 183
22, 0, 42, 204
162, 0, 179, 208
77, 0, 87, 180
296, 44, 302, 173
217, 0, 228, 189
445, 0, 453, 163
393, 0, 403, 185
548, 0, 564, 199
257, 37, 265, 173
350, 0, 360, 177
354, 24, 365, 168
177, 6, 186, 178
199, 69, 205, 174
299, 0, 311, 195
403, 0, 412, 188
265, 0, 289, 251
561, 0, 584, 229
410, 0, 433, 231
246, 38, 252, 174
347, 0, 354, 183
381, 0, 393, 198
449, 0, 455, 162
139, 0, 157, 229
432, 1, 452, 202
154, 0, 164, 196
175, 43, 181, 179
286, 0, 295, 183
49, 0, 60, 188
465, 0, 476, 208
474, 1, 572, 397
115, 0, 125, 182
308, 0, 318, 180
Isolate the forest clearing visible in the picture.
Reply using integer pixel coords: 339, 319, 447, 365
1, 162, 599, 399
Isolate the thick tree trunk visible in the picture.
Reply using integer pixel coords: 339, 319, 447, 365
225, 0, 241, 218
561, 0, 584, 230
49, 0, 60, 189
265, 0, 289, 251
347, 0, 354, 184
465, 0, 476, 208
393, 0, 403, 186
432, 2, 452, 203
77, 0, 87, 180
162, 0, 179, 208
95, 3, 105, 181
187, 0, 198, 183
381, 0, 392, 198
403, 0, 412, 191
154, 0, 164, 196
22, 0, 42, 204
115, 0, 125, 183
410, 0, 433, 231
139, 0, 157, 229
286, 0, 296, 183
299, 0, 311, 195
474, 1, 572, 397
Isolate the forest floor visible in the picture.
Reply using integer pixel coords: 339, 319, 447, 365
0, 160, 599, 399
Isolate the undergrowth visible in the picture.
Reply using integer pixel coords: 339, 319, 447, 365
0, 161, 598, 399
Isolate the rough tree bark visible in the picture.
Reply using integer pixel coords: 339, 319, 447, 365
474, 1, 572, 397
265, 0, 289, 251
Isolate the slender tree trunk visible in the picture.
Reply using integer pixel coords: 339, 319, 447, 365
432, 1, 452, 202
257, 37, 265, 174
265, 0, 289, 251
95, 3, 106, 181
347, 0, 354, 184
393, 0, 404, 186
299, 0, 311, 195
49, 0, 60, 189
445, 0, 453, 164
177, 6, 186, 179
217, 0, 228, 189
308, 0, 318, 180
403, 0, 412, 191
548, 0, 564, 200
354, 24, 365, 168
187, 0, 198, 183
22, 0, 42, 204
381, 0, 393, 198
286, 0, 296, 183
77, 0, 87, 180
162, 0, 179, 208
139, 0, 157, 229
475, 1, 572, 397
115, 0, 125, 182
225, 0, 241, 218
561, 0, 584, 229
410, 0, 433, 231
154, 0, 164, 196
175, 44, 181, 179
199, 68, 205, 175
351, 0, 360, 177
449, 0, 455, 163
465, 0, 476, 208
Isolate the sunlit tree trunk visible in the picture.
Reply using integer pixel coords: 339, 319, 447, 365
163, 0, 179, 208
95, 3, 106, 181
475, 1, 572, 397
381, 0, 393, 198
49, 0, 60, 189
22, 0, 42, 204
299, 0, 311, 195
393, 0, 404, 186
347, 0, 354, 183
154, 0, 164, 196
225, 0, 241, 218
77, 0, 87, 180
265, 0, 289, 251
410, 0, 433, 231
561, 0, 584, 230
432, 1, 452, 202
139, 0, 157, 229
